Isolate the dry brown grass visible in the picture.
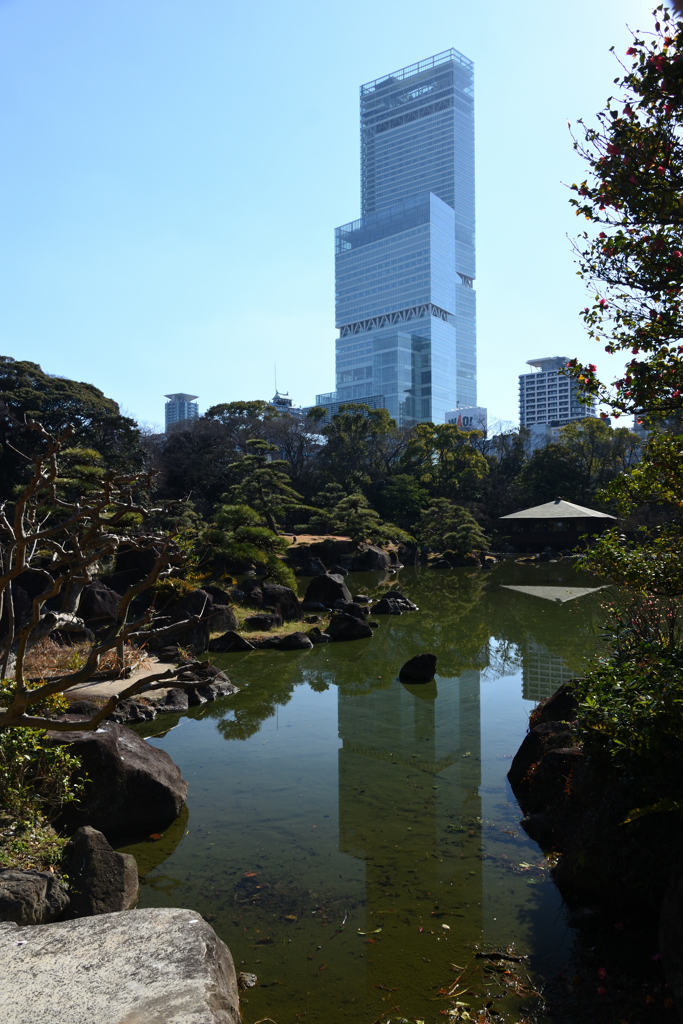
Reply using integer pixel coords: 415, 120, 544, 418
23, 637, 154, 680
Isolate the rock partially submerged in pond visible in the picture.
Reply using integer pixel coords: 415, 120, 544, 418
307, 627, 330, 644
0, 869, 70, 926
333, 599, 367, 621
107, 698, 157, 724
46, 720, 188, 839
253, 631, 314, 651
349, 544, 391, 571
62, 827, 138, 919
209, 630, 255, 652
326, 612, 373, 642
0, 907, 241, 1024
399, 653, 437, 683
507, 721, 576, 802
304, 573, 352, 609
157, 687, 190, 713
529, 682, 579, 727
279, 631, 314, 650
373, 592, 418, 615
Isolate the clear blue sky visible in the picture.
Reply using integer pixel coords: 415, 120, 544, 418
0, 0, 653, 430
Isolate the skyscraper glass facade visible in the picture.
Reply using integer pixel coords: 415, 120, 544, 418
317, 49, 476, 425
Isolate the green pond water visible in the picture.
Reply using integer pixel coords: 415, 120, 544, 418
119, 561, 609, 1024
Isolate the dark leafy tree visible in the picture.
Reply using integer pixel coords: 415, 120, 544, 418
568, 6, 683, 421
402, 423, 489, 499
0, 357, 142, 501
196, 503, 295, 588
262, 412, 324, 494
519, 442, 586, 505
320, 404, 407, 489
307, 483, 347, 534
417, 499, 488, 554
373, 473, 431, 531
0, 421, 201, 730
228, 439, 307, 533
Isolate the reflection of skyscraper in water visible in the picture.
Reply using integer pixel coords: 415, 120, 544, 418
337, 672, 482, 988
522, 638, 575, 702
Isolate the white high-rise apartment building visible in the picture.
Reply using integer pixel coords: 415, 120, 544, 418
518, 357, 597, 449
164, 393, 199, 432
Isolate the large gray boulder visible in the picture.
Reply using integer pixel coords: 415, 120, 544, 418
261, 581, 302, 621
156, 687, 190, 714
207, 604, 239, 632
350, 544, 391, 571
46, 719, 188, 838
209, 630, 255, 653
79, 580, 121, 623
0, 870, 69, 926
62, 827, 138, 919
0, 907, 241, 1024
279, 631, 314, 650
166, 589, 213, 654
304, 573, 352, 608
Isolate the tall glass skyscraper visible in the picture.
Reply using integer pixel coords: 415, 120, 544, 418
316, 49, 476, 425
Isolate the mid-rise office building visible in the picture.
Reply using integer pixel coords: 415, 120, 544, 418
164, 393, 199, 432
445, 406, 487, 432
316, 49, 476, 426
518, 357, 597, 449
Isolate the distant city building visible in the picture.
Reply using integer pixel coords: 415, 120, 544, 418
267, 391, 304, 418
445, 406, 487, 432
316, 48, 476, 426
164, 393, 199, 433
518, 357, 597, 450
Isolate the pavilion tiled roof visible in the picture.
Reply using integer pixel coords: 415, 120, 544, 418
500, 498, 616, 521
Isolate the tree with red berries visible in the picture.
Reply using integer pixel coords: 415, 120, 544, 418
569, 5, 683, 422
568, 8, 683, 605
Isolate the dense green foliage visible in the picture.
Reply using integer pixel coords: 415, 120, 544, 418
566, 10, 683, 836
417, 499, 488, 554
0, 356, 142, 500
574, 607, 683, 818
0, 685, 82, 819
146, 403, 639, 552
568, 5, 683, 421
196, 502, 296, 587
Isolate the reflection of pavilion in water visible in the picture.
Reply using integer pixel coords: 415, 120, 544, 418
521, 638, 575, 703
499, 583, 602, 703
337, 671, 483, 979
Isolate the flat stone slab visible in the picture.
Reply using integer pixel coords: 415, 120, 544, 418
0, 907, 241, 1024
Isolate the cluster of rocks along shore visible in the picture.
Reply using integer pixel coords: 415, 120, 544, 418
508, 682, 683, 1012
0, 540, 440, 1021
0, 694, 242, 1020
